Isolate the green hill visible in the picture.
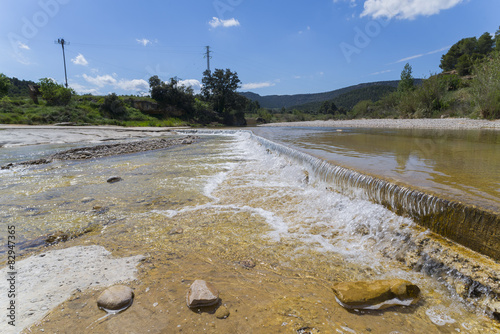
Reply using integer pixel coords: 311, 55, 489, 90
290, 85, 398, 112
239, 80, 422, 109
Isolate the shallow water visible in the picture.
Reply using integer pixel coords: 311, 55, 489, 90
0, 131, 499, 333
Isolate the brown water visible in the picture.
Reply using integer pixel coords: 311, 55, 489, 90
252, 127, 500, 213
0, 132, 499, 333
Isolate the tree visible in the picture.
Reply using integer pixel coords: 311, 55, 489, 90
440, 37, 478, 72
38, 78, 73, 106
0, 73, 11, 97
477, 32, 494, 55
398, 63, 414, 93
100, 93, 127, 119
318, 101, 338, 114
495, 27, 500, 51
456, 54, 474, 76
201, 68, 246, 125
148, 75, 195, 115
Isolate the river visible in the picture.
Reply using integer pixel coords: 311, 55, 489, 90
0, 127, 499, 333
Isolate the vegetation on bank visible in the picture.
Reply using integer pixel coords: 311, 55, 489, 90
1, 28, 499, 126
249, 28, 500, 122
0, 69, 257, 127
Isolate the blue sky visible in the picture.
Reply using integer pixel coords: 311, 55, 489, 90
1, 0, 499, 96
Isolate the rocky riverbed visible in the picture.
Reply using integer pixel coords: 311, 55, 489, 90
1, 135, 199, 169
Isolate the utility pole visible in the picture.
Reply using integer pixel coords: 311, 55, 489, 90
204, 46, 212, 72
56, 38, 69, 88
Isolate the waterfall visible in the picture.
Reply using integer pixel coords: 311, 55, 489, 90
179, 129, 500, 262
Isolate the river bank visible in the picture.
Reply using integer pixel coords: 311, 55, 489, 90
259, 118, 500, 130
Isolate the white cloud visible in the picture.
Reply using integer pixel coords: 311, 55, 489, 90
115, 79, 149, 92
18, 42, 30, 50
71, 53, 88, 66
136, 38, 152, 46
177, 79, 202, 93
242, 82, 276, 90
70, 83, 99, 95
83, 74, 117, 87
393, 46, 452, 64
371, 69, 393, 75
361, 0, 463, 20
209, 17, 240, 28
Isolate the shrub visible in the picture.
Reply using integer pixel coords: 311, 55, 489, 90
100, 93, 128, 119
38, 78, 73, 106
471, 52, 500, 119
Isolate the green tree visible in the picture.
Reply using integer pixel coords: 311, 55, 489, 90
0, 73, 11, 97
477, 32, 494, 55
201, 69, 246, 125
100, 93, 127, 119
495, 27, 500, 52
38, 78, 73, 106
318, 101, 338, 114
440, 37, 478, 71
398, 63, 414, 93
456, 54, 474, 76
148, 75, 195, 115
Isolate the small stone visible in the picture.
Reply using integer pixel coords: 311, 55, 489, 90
215, 306, 230, 319
168, 227, 184, 235
107, 176, 123, 183
97, 285, 134, 312
81, 197, 94, 203
186, 280, 219, 308
239, 259, 256, 269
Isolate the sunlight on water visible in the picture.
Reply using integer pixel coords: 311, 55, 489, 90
0, 132, 498, 333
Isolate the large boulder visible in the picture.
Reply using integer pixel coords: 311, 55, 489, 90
332, 279, 420, 310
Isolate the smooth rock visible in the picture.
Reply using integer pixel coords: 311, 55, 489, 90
186, 280, 219, 308
97, 285, 134, 312
332, 279, 420, 310
107, 176, 123, 183
215, 306, 230, 319
168, 226, 184, 235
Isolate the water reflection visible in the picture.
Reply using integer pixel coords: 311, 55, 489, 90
252, 127, 500, 212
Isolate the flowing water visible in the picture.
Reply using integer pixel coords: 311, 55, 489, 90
0, 130, 499, 333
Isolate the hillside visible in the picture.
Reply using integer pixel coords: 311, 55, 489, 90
291, 85, 398, 112
240, 80, 422, 109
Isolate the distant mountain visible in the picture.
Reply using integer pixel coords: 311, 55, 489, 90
240, 80, 422, 110
292, 85, 397, 112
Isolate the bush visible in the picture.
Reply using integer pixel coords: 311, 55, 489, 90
38, 78, 73, 106
100, 93, 128, 119
471, 52, 500, 119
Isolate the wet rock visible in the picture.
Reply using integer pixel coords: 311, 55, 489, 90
168, 226, 184, 235
107, 176, 123, 183
45, 231, 69, 244
239, 259, 256, 269
215, 306, 230, 319
97, 285, 134, 312
297, 327, 320, 334
332, 279, 420, 310
186, 280, 220, 308
81, 197, 94, 203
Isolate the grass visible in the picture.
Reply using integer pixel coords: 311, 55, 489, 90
0, 96, 190, 127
